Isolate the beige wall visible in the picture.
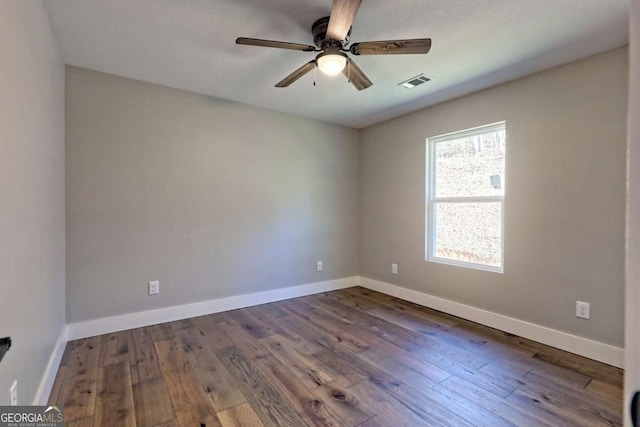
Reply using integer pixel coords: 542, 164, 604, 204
625, 0, 639, 424
0, 1, 66, 404
65, 41, 627, 351
65, 67, 359, 323
360, 47, 628, 347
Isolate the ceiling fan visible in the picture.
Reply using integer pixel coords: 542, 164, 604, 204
235, 0, 431, 91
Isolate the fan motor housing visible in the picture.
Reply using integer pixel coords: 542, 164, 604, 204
312, 16, 350, 48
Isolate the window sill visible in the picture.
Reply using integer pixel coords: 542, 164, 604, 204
426, 256, 503, 274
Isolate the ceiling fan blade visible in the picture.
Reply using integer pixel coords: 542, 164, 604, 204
327, 0, 362, 41
275, 61, 316, 87
350, 38, 432, 55
236, 37, 316, 52
342, 58, 372, 91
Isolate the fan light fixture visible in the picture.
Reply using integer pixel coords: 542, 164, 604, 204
316, 51, 347, 76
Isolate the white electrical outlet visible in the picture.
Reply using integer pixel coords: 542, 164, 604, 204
148, 280, 160, 295
316, 261, 323, 272
392, 263, 398, 274
576, 301, 590, 319
9, 380, 17, 406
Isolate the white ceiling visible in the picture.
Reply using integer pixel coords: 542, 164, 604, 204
44, 0, 629, 129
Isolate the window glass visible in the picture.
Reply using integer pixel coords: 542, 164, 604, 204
434, 202, 502, 267
434, 130, 505, 198
427, 122, 506, 272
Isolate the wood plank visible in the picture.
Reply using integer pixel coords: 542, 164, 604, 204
283, 300, 371, 353
441, 375, 556, 427
207, 309, 238, 325
533, 347, 624, 387
242, 306, 305, 344
54, 336, 102, 423
252, 355, 347, 426
354, 415, 388, 427
359, 348, 513, 427
343, 324, 453, 383
348, 379, 437, 427
155, 339, 221, 427
454, 322, 543, 357
341, 291, 525, 368
68, 336, 102, 379
171, 317, 196, 331
312, 338, 403, 391
310, 381, 376, 426
66, 416, 95, 427
375, 381, 479, 427
410, 345, 517, 398
127, 326, 163, 385
149, 322, 177, 342
519, 371, 622, 426
272, 311, 327, 343
192, 315, 235, 350
259, 334, 334, 389
311, 349, 368, 388
479, 353, 535, 379
506, 388, 605, 427
48, 340, 78, 403
172, 320, 246, 411
529, 357, 594, 389
258, 301, 289, 318
345, 287, 459, 327
217, 403, 266, 427
60, 339, 84, 366
99, 330, 129, 367
309, 295, 487, 369
47, 363, 69, 405
56, 376, 97, 423
217, 320, 270, 360
94, 361, 136, 426
227, 308, 276, 339
586, 378, 624, 404
215, 346, 307, 427
320, 290, 378, 311
262, 321, 324, 357
132, 377, 179, 427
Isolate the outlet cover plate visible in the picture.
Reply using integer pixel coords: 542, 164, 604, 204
149, 281, 160, 295
10, 380, 17, 406
576, 301, 590, 319
316, 261, 323, 272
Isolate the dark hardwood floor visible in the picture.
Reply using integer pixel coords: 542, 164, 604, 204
48, 287, 623, 426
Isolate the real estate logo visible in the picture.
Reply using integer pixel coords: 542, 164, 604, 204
0, 406, 63, 427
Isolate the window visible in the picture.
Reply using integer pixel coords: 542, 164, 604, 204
426, 122, 506, 272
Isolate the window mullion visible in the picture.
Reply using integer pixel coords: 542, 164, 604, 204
432, 196, 504, 204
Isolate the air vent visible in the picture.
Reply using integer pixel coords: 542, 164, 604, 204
398, 73, 432, 89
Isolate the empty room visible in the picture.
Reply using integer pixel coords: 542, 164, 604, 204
2, 0, 640, 426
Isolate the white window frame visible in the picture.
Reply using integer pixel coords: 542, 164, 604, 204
426, 121, 506, 273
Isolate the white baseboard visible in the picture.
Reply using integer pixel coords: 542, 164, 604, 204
358, 276, 624, 368
66, 276, 357, 341
33, 326, 68, 405
51, 272, 622, 406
